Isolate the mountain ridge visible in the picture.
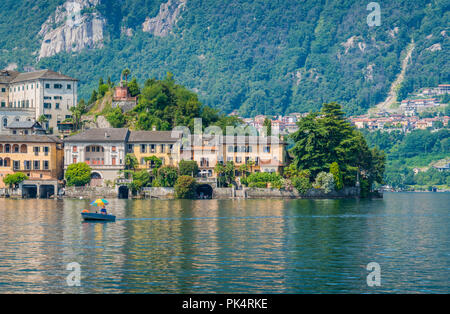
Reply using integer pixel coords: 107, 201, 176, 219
0, 0, 448, 116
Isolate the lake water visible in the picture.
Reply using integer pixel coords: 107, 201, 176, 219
0, 193, 448, 293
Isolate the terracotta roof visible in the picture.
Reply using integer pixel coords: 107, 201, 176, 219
129, 131, 182, 143
64, 128, 129, 143
0, 134, 62, 143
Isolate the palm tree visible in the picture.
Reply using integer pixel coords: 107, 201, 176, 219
122, 68, 131, 85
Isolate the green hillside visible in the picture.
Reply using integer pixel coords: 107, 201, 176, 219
0, 0, 448, 116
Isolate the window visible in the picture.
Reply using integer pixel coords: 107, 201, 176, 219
112, 146, 117, 152
1, 88, 5, 93
24, 161, 31, 170
54, 84, 63, 89
67, 84, 71, 89
45, 84, 50, 89
160, 144, 165, 153
112, 157, 116, 165
34, 146, 40, 155
13, 161, 20, 170
235, 157, 242, 163
44, 161, 49, 170
73, 146, 77, 153
44, 146, 49, 155
55, 103, 60, 109
150, 144, 155, 153
33, 161, 40, 170
128, 144, 134, 151
1, 102, 5, 107
85, 147, 90, 152
263, 146, 271, 153
140, 144, 146, 153
44, 103, 51, 109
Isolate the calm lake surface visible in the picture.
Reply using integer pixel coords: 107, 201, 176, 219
0, 193, 448, 293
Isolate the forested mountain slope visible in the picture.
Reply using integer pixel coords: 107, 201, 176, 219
0, 0, 448, 116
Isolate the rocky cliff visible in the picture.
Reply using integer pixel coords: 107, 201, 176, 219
38, 0, 105, 60
142, 0, 186, 37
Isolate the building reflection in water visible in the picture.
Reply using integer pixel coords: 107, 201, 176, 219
0, 194, 448, 293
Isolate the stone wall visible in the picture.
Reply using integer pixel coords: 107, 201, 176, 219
142, 187, 175, 199
213, 188, 234, 199
60, 186, 361, 200
112, 100, 137, 112
63, 186, 117, 199
245, 187, 360, 199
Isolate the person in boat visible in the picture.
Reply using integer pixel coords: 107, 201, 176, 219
100, 205, 108, 215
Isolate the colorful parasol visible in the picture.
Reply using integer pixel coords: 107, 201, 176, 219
90, 199, 109, 207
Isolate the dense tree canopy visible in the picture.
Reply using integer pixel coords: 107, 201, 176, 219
290, 103, 386, 189
1, 1, 447, 116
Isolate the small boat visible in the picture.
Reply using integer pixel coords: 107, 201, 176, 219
82, 212, 116, 222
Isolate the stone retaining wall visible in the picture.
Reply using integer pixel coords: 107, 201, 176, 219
63, 186, 118, 198
245, 187, 360, 199
142, 187, 175, 199
60, 186, 361, 200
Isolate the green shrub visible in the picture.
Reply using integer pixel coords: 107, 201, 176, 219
330, 162, 344, 190
313, 172, 335, 193
65, 163, 92, 187
247, 172, 283, 189
292, 176, 312, 195
179, 160, 199, 177
130, 170, 152, 192
156, 166, 179, 187
3, 172, 28, 188
249, 182, 267, 188
175, 176, 198, 199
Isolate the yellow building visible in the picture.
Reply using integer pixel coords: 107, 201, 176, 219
0, 135, 64, 188
183, 135, 288, 177
128, 131, 182, 170
222, 135, 287, 174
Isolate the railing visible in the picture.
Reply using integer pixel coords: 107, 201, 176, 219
116, 178, 132, 185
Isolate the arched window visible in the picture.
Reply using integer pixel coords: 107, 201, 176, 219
0, 144, 3, 153
20, 144, 27, 153
0, 158, 3, 167
12, 144, 19, 153
5, 144, 10, 153
4, 158, 10, 167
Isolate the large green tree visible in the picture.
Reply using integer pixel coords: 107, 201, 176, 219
290, 103, 385, 189
65, 163, 92, 186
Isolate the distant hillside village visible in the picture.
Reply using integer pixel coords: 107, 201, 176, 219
349, 84, 449, 133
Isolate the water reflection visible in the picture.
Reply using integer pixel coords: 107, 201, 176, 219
0, 193, 449, 293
